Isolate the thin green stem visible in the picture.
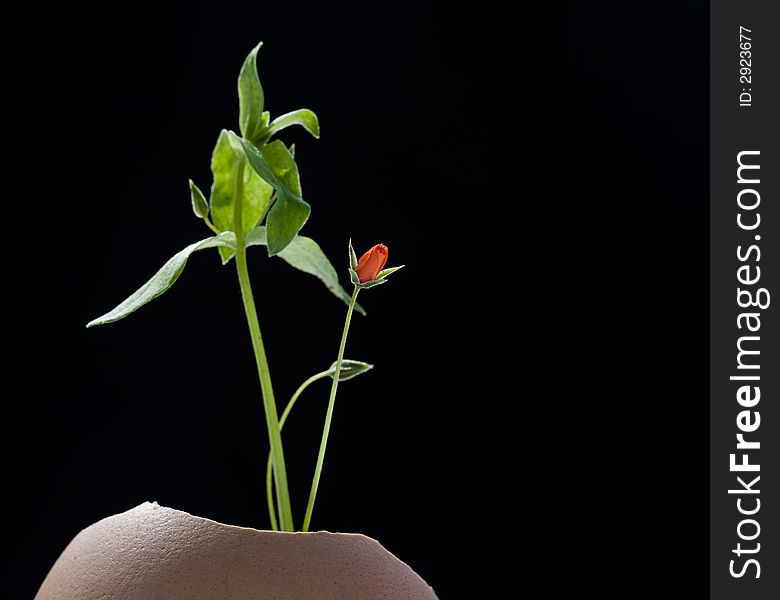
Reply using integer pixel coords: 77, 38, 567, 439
204, 216, 221, 235
233, 158, 294, 531
266, 370, 330, 530
302, 286, 361, 532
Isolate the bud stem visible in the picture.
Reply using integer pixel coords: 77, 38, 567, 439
302, 286, 361, 532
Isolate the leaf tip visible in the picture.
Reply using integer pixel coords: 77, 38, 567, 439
86, 315, 110, 328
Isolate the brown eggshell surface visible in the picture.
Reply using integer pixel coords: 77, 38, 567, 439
36, 502, 438, 600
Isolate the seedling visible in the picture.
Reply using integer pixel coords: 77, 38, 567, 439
88, 43, 403, 532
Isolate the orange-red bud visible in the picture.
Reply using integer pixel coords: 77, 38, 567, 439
354, 244, 389, 283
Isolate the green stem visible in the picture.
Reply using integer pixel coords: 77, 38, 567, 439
266, 370, 330, 531
233, 158, 294, 531
204, 216, 221, 235
302, 286, 361, 532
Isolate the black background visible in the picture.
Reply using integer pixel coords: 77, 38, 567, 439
9, 1, 707, 598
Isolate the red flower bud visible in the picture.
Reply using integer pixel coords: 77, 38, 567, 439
354, 244, 389, 283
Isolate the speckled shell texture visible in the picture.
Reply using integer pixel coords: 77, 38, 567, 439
36, 502, 438, 600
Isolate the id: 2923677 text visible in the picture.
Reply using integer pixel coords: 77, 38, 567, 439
739, 26, 752, 107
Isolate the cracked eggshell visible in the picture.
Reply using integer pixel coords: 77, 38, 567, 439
35, 502, 438, 600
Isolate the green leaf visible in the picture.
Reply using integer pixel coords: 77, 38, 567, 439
264, 109, 320, 140
327, 359, 373, 381
376, 265, 405, 280
245, 226, 365, 315
238, 42, 265, 142
259, 111, 271, 130
241, 139, 311, 256
87, 233, 236, 328
189, 180, 209, 219
208, 131, 234, 233
209, 130, 274, 262
260, 139, 302, 194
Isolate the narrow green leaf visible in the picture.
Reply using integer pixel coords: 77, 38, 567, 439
245, 226, 365, 315
238, 42, 265, 142
209, 130, 274, 261
264, 108, 320, 140
87, 233, 236, 327
376, 265, 405, 280
189, 180, 209, 219
241, 139, 311, 256
277, 236, 361, 313
327, 359, 373, 381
